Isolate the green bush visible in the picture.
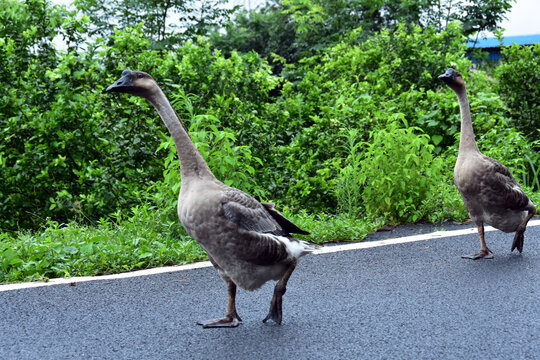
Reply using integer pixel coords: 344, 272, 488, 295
358, 119, 443, 223
275, 23, 471, 211
495, 42, 540, 139
0, 16, 170, 230
334, 129, 364, 218
0, 12, 279, 230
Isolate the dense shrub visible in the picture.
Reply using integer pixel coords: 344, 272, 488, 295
0, 8, 281, 230
0, 1, 537, 233
274, 23, 471, 210
357, 119, 443, 223
494, 42, 540, 139
0, 20, 167, 230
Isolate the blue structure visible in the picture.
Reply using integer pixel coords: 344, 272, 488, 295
467, 34, 540, 61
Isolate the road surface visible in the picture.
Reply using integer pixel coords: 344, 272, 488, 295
1, 220, 539, 359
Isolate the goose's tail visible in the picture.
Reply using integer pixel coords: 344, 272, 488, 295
275, 236, 320, 259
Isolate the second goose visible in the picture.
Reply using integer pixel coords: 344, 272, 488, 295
439, 68, 536, 259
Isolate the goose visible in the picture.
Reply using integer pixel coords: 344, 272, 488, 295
106, 70, 317, 327
439, 68, 536, 259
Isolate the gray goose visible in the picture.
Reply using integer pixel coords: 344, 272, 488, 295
439, 68, 536, 259
106, 70, 317, 327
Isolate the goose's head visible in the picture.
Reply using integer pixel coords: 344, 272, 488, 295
106, 69, 157, 98
438, 68, 465, 92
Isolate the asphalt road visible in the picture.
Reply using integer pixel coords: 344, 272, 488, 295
1, 220, 539, 360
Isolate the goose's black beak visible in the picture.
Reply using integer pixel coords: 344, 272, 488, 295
105, 69, 133, 93
438, 68, 455, 83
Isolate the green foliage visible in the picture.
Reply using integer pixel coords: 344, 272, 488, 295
421, 182, 469, 224
0, 206, 206, 283
358, 119, 443, 223
277, 23, 470, 210
175, 39, 281, 107
168, 38, 296, 200
494, 42, 540, 140
209, 1, 297, 74
212, 0, 513, 72
0, 206, 386, 283
0, 5, 281, 231
334, 129, 364, 218
285, 210, 386, 244
73, 0, 234, 49
0, 20, 168, 230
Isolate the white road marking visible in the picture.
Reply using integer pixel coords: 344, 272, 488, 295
1, 219, 539, 292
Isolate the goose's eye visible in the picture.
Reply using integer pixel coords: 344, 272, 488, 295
138, 73, 144, 79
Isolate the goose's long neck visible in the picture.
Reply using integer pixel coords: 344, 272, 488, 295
147, 87, 214, 181
455, 87, 480, 154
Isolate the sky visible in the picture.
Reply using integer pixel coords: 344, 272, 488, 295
51, 0, 540, 37
495, 0, 540, 36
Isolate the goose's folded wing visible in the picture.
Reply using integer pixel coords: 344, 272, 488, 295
221, 190, 283, 235
483, 156, 531, 210
220, 189, 305, 265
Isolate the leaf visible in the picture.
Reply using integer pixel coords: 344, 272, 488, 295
80, 243, 94, 255
63, 246, 79, 255
432, 135, 443, 145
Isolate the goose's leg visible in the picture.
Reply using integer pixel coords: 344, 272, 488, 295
462, 223, 494, 260
263, 259, 297, 325
511, 203, 536, 253
197, 280, 242, 328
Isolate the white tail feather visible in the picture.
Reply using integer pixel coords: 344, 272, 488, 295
272, 235, 318, 259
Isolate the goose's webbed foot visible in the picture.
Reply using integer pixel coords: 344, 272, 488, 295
511, 229, 525, 253
197, 313, 242, 328
461, 248, 494, 260
263, 260, 297, 325
464, 223, 494, 259
511, 204, 535, 253
262, 288, 284, 325
198, 279, 242, 328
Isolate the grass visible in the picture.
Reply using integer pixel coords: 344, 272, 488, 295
0, 205, 206, 283
0, 203, 386, 284
1, 185, 537, 284
286, 210, 386, 243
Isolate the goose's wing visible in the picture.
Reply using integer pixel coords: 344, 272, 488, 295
222, 190, 286, 235
221, 188, 309, 265
482, 156, 531, 210
261, 202, 310, 235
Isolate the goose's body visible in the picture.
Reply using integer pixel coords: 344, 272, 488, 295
439, 68, 536, 259
455, 152, 531, 233
106, 70, 316, 327
179, 177, 312, 291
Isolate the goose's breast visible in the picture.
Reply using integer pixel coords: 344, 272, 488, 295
177, 182, 224, 242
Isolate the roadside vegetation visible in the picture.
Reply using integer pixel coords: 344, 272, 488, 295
1, 0, 538, 283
